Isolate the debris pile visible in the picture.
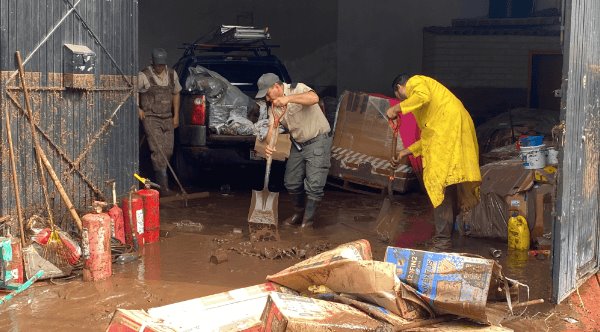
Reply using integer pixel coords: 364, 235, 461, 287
107, 239, 536, 331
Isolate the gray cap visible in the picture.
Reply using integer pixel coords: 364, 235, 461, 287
255, 73, 280, 98
151, 48, 167, 65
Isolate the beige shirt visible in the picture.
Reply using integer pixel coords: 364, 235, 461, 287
138, 66, 182, 94
270, 83, 330, 143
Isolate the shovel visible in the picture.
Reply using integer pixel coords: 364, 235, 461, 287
248, 107, 283, 242
375, 118, 406, 242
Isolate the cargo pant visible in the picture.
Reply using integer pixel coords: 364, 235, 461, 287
284, 135, 332, 201
143, 116, 174, 172
432, 184, 458, 248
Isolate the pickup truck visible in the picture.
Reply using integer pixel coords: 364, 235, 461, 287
172, 39, 292, 184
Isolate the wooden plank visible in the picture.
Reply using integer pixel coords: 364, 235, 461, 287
159, 192, 209, 204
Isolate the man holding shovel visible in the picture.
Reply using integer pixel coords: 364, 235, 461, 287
386, 74, 481, 251
138, 48, 182, 195
257, 73, 332, 228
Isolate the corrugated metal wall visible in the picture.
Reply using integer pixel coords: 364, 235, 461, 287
553, 0, 600, 302
0, 0, 138, 233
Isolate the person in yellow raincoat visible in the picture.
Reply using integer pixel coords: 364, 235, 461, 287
386, 74, 481, 250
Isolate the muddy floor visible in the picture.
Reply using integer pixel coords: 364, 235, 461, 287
0, 187, 580, 331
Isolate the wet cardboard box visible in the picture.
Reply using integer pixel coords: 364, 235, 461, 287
260, 292, 390, 331
106, 309, 176, 332
384, 246, 497, 324
266, 239, 429, 319
146, 282, 296, 331
329, 91, 417, 193
254, 133, 292, 161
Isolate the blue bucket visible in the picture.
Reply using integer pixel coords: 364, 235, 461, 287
519, 135, 543, 147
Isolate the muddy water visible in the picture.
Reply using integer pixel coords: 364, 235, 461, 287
0, 190, 552, 331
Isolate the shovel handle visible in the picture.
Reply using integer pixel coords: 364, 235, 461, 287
263, 106, 281, 190
388, 118, 401, 161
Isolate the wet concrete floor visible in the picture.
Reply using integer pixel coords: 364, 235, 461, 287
0, 188, 558, 331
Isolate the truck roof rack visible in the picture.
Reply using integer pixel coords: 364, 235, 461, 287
180, 25, 278, 58
211, 25, 271, 44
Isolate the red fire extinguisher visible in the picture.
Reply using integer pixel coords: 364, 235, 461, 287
82, 201, 112, 281
122, 188, 144, 248
107, 181, 125, 244
134, 174, 160, 244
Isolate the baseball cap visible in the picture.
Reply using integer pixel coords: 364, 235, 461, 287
255, 73, 280, 98
151, 48, 167, 65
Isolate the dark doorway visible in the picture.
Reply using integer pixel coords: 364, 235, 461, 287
529, 53, 562, 111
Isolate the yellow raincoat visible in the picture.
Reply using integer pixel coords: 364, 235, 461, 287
400, 75, 481, 208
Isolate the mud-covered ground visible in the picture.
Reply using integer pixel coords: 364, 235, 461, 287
0, 186, 595, 331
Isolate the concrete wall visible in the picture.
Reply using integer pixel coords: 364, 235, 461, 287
337, 0, 489, 95
423, 34, 560, 88
422, 33, 561, 123
139, 0, 338, 93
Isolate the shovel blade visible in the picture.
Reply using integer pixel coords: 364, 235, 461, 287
248, 189, 279, 242
248, 189, 279, 225
374, 197, 405, 243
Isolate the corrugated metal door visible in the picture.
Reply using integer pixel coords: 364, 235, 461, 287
553, 0, 600, 303
0, 0, 138, 232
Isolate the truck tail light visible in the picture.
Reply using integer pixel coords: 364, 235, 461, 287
190, 95, 206, 125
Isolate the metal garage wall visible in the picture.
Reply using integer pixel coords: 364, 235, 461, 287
0, 0, 138, 232
553, 0, 600, 302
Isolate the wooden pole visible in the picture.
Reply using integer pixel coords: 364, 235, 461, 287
15, 53, 56, 231
15, 51, 82, 232
512, 298, 545, 308
3, 106, 26, 246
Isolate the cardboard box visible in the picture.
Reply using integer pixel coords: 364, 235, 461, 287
147, 282, 295, 331
267, 239, 372, 278
329, 91, 417, 193
463, 160, 536, 240
254, 133, 292, 161
531, 183, 555, 240
385, 247, 498, 324
106, 309, 176, 332
260, 292, 390, 331
266, 240, 428, 319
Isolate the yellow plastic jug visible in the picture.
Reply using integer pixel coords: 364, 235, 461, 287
508, 214, 530, 250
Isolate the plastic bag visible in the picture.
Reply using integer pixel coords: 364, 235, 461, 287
215, 115, 255, 136
253, 119, 286, 141
185, 66, 257, 132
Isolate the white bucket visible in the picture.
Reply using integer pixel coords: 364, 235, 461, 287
520, 144, 546, 169
545, 147, 559, 165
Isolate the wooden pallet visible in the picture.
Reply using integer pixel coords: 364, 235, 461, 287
328, 177, 384, 196
327, 175, 418, 196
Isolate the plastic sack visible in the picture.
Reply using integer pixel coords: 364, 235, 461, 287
215, 115, 255, 136
185, 66, 256, 132
58, 230, 82, 265
253, 119, 286, 141
33, 227, 52, 245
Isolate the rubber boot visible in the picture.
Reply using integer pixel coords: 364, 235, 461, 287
155, 170, 173, 196
284, 193, 305, 226
300, 198, 320, 229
